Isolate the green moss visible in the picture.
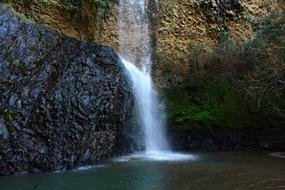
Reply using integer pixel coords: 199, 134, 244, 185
61, 0, 114, 21
60, 0, 114, 39
61, 0, 81, 11
4, 4, 34, 23
2, 111, 19, 133
165, 79, 252, 129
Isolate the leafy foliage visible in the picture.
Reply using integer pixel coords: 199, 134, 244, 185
168, 11, 285, 128
188, 9, 285, 118
166, 79, 251, 128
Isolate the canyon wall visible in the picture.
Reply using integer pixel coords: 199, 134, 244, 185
5, 0, 282, 87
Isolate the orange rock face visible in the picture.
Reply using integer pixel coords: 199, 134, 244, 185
6, 0, 282, 87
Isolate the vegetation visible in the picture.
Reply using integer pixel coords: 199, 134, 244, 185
208, 11, 284, 116
3, 3, 34, 23
5, 0, 115, 40
2, 110, 20, 133
166, 79, 251, 128
167, 5, 285, 128
61, 0, 115, 28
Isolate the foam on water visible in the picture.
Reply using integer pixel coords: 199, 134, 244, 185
75, 165, 108, 171
114, 151, 198, 162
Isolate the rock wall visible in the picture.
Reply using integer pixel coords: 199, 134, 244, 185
98, 0, 282, 87
153, 0, 281, 87
4, 0, 89, 40
5, 0, 281, 88
0, 4, 132, 175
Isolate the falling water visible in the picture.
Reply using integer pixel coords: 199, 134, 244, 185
118, 0, 169, 153
120, 57, 169, 152
118, 0, 194, 161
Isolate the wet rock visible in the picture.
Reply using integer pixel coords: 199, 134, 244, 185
169, 124, 285, 152
0, 4, 133, 175
0, 119, 9, 140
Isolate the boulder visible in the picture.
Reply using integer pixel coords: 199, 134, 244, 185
0, 4, 133, 175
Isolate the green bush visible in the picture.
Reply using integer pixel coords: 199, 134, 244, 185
166, 79, 251, 128
188, 9, 285, 119
168, 11, 285, 128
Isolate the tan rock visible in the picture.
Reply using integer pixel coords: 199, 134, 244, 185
6, 0, 282, 88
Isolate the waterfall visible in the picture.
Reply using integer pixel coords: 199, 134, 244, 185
118, 0, 169, 153
120, 57, 169, 152
116, 0, 195, 161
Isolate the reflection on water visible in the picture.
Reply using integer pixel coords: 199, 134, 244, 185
0, 152, 285, 190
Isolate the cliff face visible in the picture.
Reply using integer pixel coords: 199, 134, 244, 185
83, 0, 282, 87
0, 4, 132, 175
153, 0, 281, 87
5, 0, 281, 87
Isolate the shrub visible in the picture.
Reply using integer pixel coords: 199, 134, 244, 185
189, 8, 285, 117
165, 79, 251, 128
61, 0, 114, 23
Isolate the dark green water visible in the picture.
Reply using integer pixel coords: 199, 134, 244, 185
1, 152, 285, 190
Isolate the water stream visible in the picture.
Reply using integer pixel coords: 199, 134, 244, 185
118, 0, 190, 160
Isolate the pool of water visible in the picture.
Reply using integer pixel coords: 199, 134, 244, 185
1, 152, 284, 190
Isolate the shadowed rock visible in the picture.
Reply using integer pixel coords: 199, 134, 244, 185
0, 4, 133, 175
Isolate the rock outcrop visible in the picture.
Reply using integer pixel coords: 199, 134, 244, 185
0, 4, 132, 175
153, 0, 282, 87
4, 0, 282, 88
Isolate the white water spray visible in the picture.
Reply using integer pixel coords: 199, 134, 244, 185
118, 0, 169, 153
118, 0, 194, 160
120, 57, 169, 152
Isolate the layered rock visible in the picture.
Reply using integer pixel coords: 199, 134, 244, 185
4, 0, 281, 87
153, 0, 281, 87
0, 4, 132, 175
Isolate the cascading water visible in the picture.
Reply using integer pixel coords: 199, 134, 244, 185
118, 0, 194, 160
120, 57, 169, 153
118, 0, 169, 153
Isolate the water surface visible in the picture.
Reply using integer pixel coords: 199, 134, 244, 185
1, 152, 285, 190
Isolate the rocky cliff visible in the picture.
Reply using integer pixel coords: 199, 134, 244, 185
153, 0, 282, 87
0, 4, 132, 175
4, 0, 281, 87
